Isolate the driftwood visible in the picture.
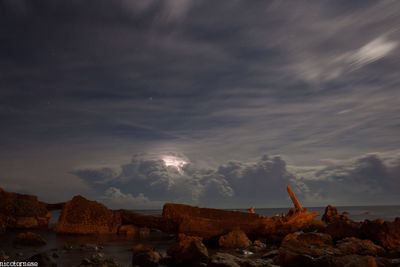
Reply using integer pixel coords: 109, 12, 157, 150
287, 185, 302, 212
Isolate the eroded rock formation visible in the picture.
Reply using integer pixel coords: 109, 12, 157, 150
56, 195, 121, 234
0, 187, 50, 230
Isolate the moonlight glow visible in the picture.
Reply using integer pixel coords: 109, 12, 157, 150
162, 156, 187, 174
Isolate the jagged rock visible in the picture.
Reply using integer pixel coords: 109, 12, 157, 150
79, 256, 121, 267
167, 234, 209, 265
0, 214, 7, 234
324, 220, 361, 240
322, 205, 349, 223
0, 187, 50, 230
275, 232, 337, 266
261, 249, 279, 259
162, 203, 318, 241
218, 230, 251, 248
163, 203, 261, 240
132, 244, 160, 267
118, 224, 140, 235
336, 237, 385, 256
0, 250, 10, 261
361, 218, 400, 250
314, 254, 381, 267
14, 232, 46, 246
56, 195, 121, 234
208, 252, 274, 267
119, 210, 165, 230
208, 253, 241, 267
25, 252, 56, 267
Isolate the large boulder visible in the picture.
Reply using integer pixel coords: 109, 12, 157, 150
0, 187, 50, 230
167, 234, 209, 265
361, 218, 400, 250
162, 203, 318, 241
275, 232, 337, 266
218, 230, 251, 248
336, 237, 385, 257
324, 220, 361, 240
132, 244, 160, 267
314, 254, 382, 267
56, 195, 121, 234
322, 205, 349, 223
163, 203, 261, 240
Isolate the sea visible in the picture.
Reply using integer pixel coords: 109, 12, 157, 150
1, 205, 399, 266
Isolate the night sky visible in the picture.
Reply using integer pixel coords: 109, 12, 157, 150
1, 0, 400, 209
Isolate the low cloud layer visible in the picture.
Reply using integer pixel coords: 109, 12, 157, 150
73, 153, 400, 209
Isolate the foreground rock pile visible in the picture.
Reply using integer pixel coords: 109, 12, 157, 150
0, 186, 399, 266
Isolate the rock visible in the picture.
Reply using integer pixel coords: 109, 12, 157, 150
275, 232, 337, 266
24, 252, 56, 267
163, 203, 262, 240
336, 237, 385, 256
132, 244, 160, 267
79, 257, 121, 267
119, 225, 140, 235
119, 210, 165, 230
162, 202, 318, 241
0, 250, 10, 261
218, 230, 251, 248
249, 240, 267, 252
322, 205, 348, 223
167, 234, 209, 265
0, 187, 50, 229
282, 232, 334, 249
324, 220, 361, 240
261, 249, 279, 259
386, 248, 400, 258
56, 195, 121, 234
208, 253, 241, 267
209, 252, 275, 267
0, 214, 7, 234
14, 232, 46, 246
361, 218, 400, 250
314, 254, 380, 267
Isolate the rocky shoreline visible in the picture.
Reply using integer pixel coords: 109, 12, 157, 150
1, 186, 399, 266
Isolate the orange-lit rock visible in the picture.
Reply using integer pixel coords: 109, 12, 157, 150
132, 244, 160, 267
324, 220, 362, 240
119, 210, 165, 230
218, 230, 251, 248
0, 187, 49, 230
361, 218, 400, 250
162, 197, 318, 241
322, 205, 350, 223
162, 203, 262, 239
118, 224, 140, 235
56, 195, 121, 234
336, 237, 385, 256
167, 234, 209, 265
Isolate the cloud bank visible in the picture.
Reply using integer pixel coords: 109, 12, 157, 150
73, 153, 400, 209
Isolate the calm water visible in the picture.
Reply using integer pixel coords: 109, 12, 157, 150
3, 205, 399, 266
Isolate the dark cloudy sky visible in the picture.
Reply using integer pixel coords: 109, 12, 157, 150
1, 0, 400, 209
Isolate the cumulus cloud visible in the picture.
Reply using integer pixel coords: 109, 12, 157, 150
101, 187, 163, 209
73, 154, 296, 208
292, 154, 400, 206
